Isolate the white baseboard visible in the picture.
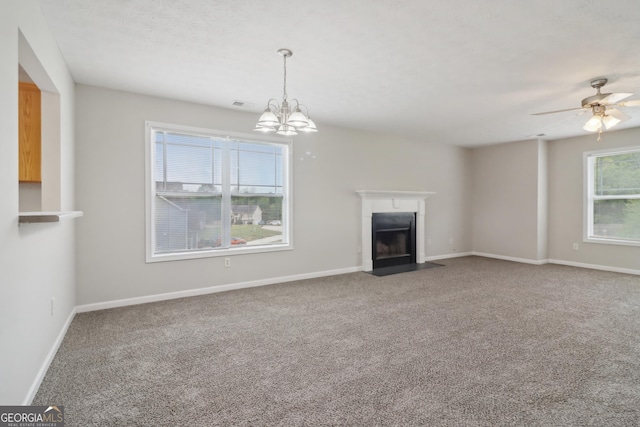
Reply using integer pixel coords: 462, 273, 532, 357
471, 252, 548, 265
548, 259, 640, 276
24, 307, 76, 405
468, 252, 640, 275
425, 252, 473, 261
76, 266, 361, 313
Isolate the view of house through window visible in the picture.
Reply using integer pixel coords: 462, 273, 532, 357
148, 123, 290, 260
586, 148, 640, 245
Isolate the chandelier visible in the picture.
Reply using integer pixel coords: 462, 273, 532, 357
254, 49, 318, 136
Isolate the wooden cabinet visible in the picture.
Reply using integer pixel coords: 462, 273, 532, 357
19, 82, 41, 182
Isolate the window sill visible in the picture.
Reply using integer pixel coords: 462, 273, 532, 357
584, 237, 640, 248
146, 242, 292, 263
19, 211, 83, 224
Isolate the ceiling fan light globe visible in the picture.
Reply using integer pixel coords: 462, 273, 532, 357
583, 116, 602, 132
602, 115, 621, 130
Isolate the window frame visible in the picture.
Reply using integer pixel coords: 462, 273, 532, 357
145, 121, 293, 263
583, 146, 640, 247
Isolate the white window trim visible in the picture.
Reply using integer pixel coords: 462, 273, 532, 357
145, 121, 293, 263
583, 145, 640, 247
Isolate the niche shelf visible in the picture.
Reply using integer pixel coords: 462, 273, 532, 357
19, 211, 83, 224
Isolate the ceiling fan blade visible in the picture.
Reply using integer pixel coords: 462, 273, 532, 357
526, 109, 589, 138
616, 100, 640, 107
608, 108, 631, 122
600, 92, 633, 104
531, 107, 586, 116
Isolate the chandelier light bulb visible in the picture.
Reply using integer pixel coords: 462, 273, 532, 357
300, 117, 318, 133
257, 107, 279, 127
276, 124, 298, 136
287, 107, 310, 127
254, 125, 275, 133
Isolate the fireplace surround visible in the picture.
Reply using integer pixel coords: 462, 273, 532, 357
356, 190, 435, 272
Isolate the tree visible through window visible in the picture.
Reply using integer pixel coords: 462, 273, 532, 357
586, 148, 640, 244
147, 122, 290, 261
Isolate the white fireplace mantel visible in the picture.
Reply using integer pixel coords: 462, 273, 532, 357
356, 190, 436, 271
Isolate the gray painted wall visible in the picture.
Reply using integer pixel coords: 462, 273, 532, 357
548, 127, 640, 270
471, 130, 640, 271
1, 2, 76, 404
74, 85, 473, 305
471, 139, 545, 261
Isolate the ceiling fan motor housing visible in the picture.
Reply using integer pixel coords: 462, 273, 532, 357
582, 78, 610, 108
582, 94, 611, 108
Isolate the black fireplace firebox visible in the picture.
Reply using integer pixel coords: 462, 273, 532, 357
372, 212, 416, 270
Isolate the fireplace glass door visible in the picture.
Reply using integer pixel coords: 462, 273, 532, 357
372, 212, 416, 269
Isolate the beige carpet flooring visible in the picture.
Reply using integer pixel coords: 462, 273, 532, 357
34, 256, 640, 426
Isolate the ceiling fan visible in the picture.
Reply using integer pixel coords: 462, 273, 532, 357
532, 78, 640, 139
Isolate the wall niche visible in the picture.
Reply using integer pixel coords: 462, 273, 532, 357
18, 30, 81, 224
18, 66, 42, 212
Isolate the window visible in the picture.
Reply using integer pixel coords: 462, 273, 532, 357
585, 147, 640, 246
146, 122, 291, 262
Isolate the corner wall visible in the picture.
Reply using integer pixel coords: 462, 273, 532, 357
471, 139, 548, 263
74, 85, 473, 306
0, 2, 76, 404
471, 129, 640, 273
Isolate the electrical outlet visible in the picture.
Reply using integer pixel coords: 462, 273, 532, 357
357, 245, 362, 254
449, 238, 454, 245
573, 243, 579, 250
224, 257, 231, 267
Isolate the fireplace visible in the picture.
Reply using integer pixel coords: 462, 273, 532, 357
356, 190, 435, 272
372, 212, 416, 269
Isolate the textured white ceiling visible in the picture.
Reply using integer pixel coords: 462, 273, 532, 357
36, 0, 640, 146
